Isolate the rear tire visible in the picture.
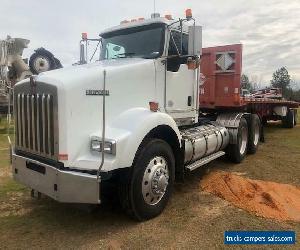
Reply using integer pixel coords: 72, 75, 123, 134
282, 109, 294, 128
248, 114, 261, 154
226, 117, 248, 163
119, 139, 175, 221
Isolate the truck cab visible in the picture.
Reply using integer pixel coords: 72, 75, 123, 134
12, 11, 256, 221
97, 15, 202, 125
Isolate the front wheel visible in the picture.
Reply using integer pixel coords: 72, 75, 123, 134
119, 139, 175, 221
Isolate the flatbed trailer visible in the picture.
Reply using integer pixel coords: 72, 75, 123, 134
200, 44, 299, 127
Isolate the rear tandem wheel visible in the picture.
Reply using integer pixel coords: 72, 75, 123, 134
282, 109, 295, 129
248, 114, 261, 154
226, 117, 249, 163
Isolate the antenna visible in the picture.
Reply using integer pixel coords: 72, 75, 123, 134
153, 0, 156, 14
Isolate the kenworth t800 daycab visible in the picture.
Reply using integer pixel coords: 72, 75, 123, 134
11, 10, 298, 221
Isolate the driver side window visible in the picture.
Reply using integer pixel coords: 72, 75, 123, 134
167, 31, 189, 72
168, 31, 188, 56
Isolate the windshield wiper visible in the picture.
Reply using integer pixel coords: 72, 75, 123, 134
115, 52, 136, 58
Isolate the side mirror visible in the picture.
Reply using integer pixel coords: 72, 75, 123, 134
188, 25, 202, 56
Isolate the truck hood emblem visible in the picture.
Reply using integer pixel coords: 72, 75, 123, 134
86, 89, 110, 96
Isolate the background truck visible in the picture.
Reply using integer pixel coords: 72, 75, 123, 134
11, 10, 299, 221
0, 36, 62, 114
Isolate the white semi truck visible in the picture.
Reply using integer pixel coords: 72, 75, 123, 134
12, 10, 295, 220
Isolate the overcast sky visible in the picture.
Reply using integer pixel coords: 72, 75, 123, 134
1, 0, 299, 87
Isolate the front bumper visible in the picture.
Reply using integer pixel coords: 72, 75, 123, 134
12, 153, 101, 204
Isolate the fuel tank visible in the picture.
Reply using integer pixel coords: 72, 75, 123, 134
182, 124, 229, 164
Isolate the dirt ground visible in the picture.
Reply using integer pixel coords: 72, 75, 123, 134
0, 115, 299, 250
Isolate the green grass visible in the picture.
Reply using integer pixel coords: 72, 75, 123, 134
0, 180, 27, 202
0, 118, 25, 202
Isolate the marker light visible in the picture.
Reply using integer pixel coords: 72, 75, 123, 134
138, 17, 145, 21
165, 14, 172, 20
185, 9, 192, 19
187, 58, 197, 70
121, 20, 129, 24
131, 19, 137, 22
59, 154, 68, 161
82, 32, 88, 40
149, 101, 159, 112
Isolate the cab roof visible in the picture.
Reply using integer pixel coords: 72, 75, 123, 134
99, 17, 182, 37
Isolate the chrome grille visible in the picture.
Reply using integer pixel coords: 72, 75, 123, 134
14, 82, 58, 160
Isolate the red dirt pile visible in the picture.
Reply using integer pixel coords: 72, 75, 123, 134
200, 171, 300, 222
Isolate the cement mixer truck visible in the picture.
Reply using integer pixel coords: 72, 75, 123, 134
0, 36, 62, 114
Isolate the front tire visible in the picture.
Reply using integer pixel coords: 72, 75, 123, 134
226, 117, 248, 163
119, 139, 175, 221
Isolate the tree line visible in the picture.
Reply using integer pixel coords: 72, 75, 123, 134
241, 67, 300, 101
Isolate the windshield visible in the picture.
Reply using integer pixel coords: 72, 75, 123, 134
100, 23, 165, 60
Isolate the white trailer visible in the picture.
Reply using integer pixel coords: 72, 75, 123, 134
12, 11, 265, 220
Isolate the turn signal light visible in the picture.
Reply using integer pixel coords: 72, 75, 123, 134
149, 102, 159, 112
82, 32, 88, 40
187, 59, 197, 70
165, 14, 172, 20
59, 154, 68, 161
185, 9, 192, 19
138, 17, 145, 21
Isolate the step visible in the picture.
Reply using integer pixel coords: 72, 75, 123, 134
185, 151, 225, 171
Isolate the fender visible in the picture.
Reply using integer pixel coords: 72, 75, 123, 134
108, 107, 181, 169
216, 112, 250, 144
85, 108, 182, 172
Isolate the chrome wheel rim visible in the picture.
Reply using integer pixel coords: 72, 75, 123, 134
239, 125, 248, 155
142, 156, 169, 205
34, 57, 50, 73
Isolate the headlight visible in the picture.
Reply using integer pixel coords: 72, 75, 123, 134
90, 137, 116, 155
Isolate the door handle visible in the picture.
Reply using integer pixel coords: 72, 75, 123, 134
188, 96, 192, 106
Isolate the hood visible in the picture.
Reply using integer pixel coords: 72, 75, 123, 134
36, 58, 151, 85
21, 58, 157, 168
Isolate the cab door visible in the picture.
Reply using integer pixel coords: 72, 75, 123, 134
164, 29, 198, 125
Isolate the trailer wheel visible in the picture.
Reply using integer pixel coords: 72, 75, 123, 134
226, 117, 248, 163
119, 139, 175, 221
282, 109, 294, 128
248, 114, 261, 154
